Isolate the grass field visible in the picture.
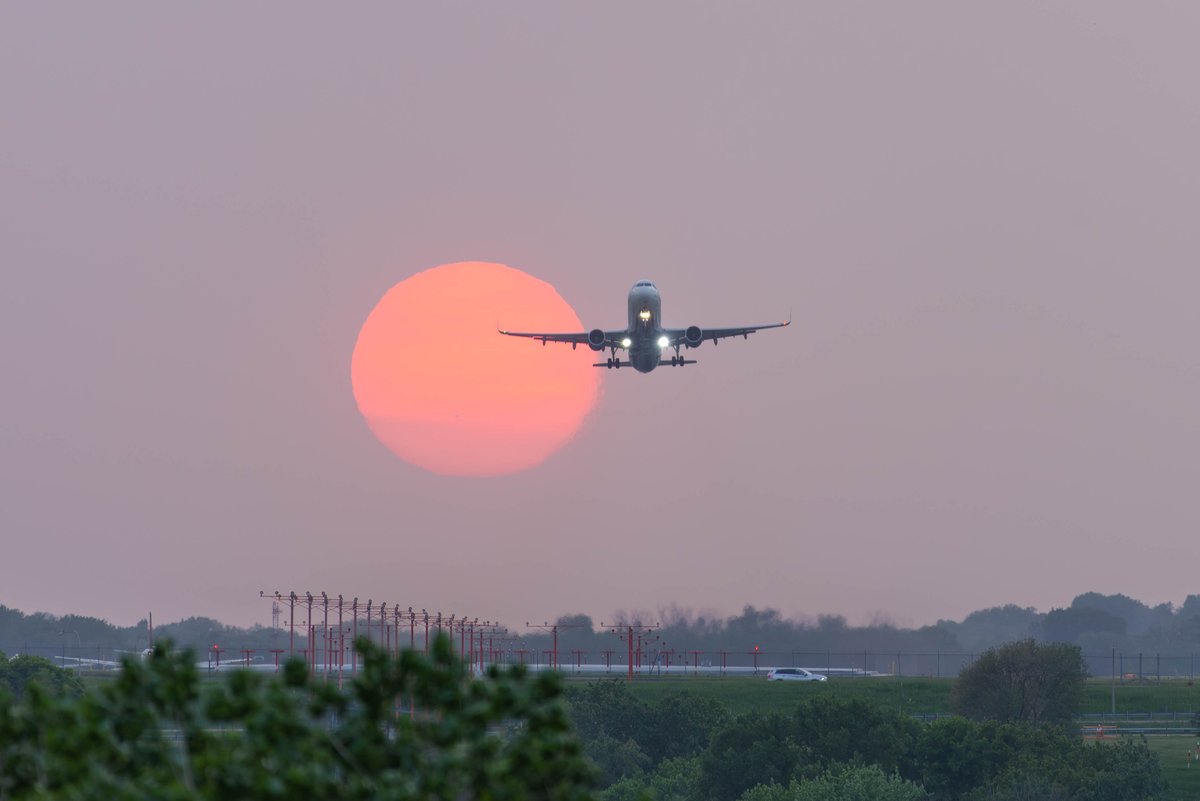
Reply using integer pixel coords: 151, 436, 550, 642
594, 676, 1200, 799
613, 675, 955, 717
583, 675, 1200, 718
1141, 735, 1200, 801
1083, 680, 1200, 715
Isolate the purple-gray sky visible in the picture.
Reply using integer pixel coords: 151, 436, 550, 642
3, 3, 1198, 630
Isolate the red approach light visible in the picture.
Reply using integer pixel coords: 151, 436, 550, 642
754, 645, 759, 652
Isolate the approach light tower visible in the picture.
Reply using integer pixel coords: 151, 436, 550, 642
526, 620, 590, 671
602, 621, 660, 681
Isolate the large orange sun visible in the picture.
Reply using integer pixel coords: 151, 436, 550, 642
351, 261, 599, 476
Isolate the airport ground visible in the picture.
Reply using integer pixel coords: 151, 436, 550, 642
607, 675, 1200, 719
79, 669, 1200, 718
611, 676, 1200, 801
75, 670, 1200, 799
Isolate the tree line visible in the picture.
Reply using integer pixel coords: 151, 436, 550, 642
569, 641, 1164, 801
6, 591, 1200, 670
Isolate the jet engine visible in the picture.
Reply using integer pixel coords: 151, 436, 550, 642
587, 329, 606, 351
684, 325, 704, 348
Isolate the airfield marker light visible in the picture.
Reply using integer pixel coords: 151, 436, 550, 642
657, 335, 669, 348
621, 337, 632, 348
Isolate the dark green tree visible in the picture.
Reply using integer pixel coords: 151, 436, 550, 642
914, 719, 1076, 801
700, 697, 924, 800
702, 711, 808, 801
566, 679, 728, 782
914, 718, 1164, 801
737, 764, 928, 801
641, 690, 730, 763
1041, 607, 1126, 644
582, 734, 652, 785
0, 653, 84, 698
951, 640, 1086, 726
788, 696, 921, 778
600, 755, 703, 801
567, 679, 645, 745
0, 636, 596, 800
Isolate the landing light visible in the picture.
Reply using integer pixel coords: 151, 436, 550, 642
639, 309, 652, 322
621, 337, 632, 348
657, 336, 669, 348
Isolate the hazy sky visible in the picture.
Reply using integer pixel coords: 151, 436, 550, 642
3, 3, 1199, 631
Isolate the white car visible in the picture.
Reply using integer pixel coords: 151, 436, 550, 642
766, 667, 827, 682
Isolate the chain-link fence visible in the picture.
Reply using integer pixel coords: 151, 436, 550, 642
17, 644, 1200, 683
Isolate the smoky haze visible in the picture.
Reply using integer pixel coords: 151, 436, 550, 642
1, 3, 1199, 628
5, 592, 1199, 680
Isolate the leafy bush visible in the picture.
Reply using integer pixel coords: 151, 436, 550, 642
700, 697, 921, 800
738, 764, 928, 801
0, 636, 596, 800
600, 755, 704, 801
0, 653, 84, 699
951, 640, 1086, 726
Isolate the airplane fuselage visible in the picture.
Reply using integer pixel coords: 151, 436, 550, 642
625, 281, 666, 373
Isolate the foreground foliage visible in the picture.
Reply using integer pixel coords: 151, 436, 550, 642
0, 636, 596, 800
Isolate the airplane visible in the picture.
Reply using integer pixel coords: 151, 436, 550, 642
56, 648, 264, 672
499, 280, 789, 373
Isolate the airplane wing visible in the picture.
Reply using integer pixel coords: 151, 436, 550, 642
662, 319, 790, 346
55, 656, 122, 669
498, 329, 627, 348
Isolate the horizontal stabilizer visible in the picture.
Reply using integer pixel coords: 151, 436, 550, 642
592, 358, 697, 369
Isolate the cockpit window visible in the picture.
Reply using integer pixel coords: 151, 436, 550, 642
636, 281, 654, 287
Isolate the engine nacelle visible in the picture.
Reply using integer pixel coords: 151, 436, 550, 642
684, 325, 704, 348
587, 329, 606, 351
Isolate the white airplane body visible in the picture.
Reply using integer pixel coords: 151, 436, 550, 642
56, 648, 264, 672
500, 280, 789, 373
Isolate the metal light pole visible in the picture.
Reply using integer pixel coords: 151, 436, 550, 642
528, 620, 590, 671
305, 593, 314, 677
351, 598, 359, 674
602, 622, 660, 681
321, 593, 329, 680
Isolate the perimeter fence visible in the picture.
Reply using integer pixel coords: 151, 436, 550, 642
17, 644, 1200, 682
